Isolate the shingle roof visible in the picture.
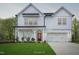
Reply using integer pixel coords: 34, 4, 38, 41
16, 3, 74, 17
16, 3, 43, 16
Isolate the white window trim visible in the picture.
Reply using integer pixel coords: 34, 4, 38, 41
24, 16, 39, 26
58, 17, 67, 25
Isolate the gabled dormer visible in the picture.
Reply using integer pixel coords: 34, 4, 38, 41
16, 3, 44, 26
54, 6, 74, 17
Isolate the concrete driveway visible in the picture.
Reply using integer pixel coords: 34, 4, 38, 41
48, 42, 79, 55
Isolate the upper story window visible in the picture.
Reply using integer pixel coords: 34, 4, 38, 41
58, 17, 66, 25
24, 16, 38, 25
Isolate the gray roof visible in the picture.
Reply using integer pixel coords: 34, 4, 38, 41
16, 3, 74, 17
54, 6, 74, 16
17, 3, 43, 16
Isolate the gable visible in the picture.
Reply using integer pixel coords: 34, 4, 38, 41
17, 4, 43, 16
54, 7, 73, 16
55, 9, 70, 16
23, 5, 39, 13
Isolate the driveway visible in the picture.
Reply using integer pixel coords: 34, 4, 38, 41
48, 42, 79, 55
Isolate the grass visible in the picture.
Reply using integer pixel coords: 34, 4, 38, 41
0, 43, 56, 55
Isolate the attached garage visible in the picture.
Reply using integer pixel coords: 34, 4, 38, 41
47, 33, 68, 42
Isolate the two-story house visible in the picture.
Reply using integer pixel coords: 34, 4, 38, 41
14, 3, 74, 42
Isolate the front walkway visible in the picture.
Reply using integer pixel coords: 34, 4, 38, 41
48, 42, 79, 55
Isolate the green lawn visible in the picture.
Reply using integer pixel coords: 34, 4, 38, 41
0, 43, 56, 55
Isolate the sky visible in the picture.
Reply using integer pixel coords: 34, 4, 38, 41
0, 3, 79, 19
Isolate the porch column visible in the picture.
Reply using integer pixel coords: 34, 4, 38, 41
34, 31, 37, 41
43, 28, 47, 42
18, 31, 22, 42
42, 30, 44, 41
15, 29, 18, 42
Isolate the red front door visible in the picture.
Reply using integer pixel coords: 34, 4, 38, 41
37, 33, 42, 41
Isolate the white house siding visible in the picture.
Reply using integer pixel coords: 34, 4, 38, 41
37, 16, 44, 26
45, 16, 72, 30
17, 17, 44, 27
17, 14, 24, 26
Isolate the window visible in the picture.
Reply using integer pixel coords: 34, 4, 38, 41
24, 16, 38, 25
63, 17, 66, 25
58, 17, 66, 25
58, 18, 61, 25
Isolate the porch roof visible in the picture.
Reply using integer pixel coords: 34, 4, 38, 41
14, 26, 46, 28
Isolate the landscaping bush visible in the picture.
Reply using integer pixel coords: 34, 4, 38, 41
17, 41, 22, 43
16, 37, 19, 42
72, 34, 79, 42
31, 37, 35, 42
37, 41, 41, 43
27, 37, 30, 42
0, 33, 4, 40
22, 37, 24, 42
72, 34, 74, 42
43, 40, 46, 43
24, 41, 27, 43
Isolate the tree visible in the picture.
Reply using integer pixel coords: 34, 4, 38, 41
72, 17, 79, 42
0, 17, 16, 40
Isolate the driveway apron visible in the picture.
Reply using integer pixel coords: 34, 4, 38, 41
48, 42, 79, 55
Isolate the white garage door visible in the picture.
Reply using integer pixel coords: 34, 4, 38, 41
47, 33, 67, 42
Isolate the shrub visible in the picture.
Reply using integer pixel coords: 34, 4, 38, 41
22, 37, 24, 42
31, 38, 35, 42
37, 41, 41, 43
43, 40, 46, 43
72, 34, 75, 42
27, 37, 30, 42
16, 37, 19, 42
72, 34, 79, 42
18, 41, 22, 43
24, 41, 27, 43
0, 33, 4, 40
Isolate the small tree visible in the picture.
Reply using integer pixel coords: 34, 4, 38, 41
72, 17, 79, 42
0, 18, 16, 40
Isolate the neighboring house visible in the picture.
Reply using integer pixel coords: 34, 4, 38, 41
14, 3, 74, 42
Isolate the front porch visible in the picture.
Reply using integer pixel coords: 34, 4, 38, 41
15, 27, 46, 42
